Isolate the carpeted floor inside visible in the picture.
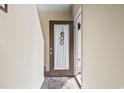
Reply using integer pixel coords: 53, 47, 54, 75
41, 77, 80, 89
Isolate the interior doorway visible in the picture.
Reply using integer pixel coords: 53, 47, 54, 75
49, 21, 74, 77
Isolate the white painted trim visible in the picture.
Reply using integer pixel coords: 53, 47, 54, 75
74, 6, 81, 22
74, 6, 82, 76
73, 6, 82, 88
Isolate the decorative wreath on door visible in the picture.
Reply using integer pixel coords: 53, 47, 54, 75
60, 32, 64, 45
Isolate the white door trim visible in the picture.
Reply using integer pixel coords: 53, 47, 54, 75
74, 6, 81, 76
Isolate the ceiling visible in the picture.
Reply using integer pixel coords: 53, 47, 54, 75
37, 4, 72, 13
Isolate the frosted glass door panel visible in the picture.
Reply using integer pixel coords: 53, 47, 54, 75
54, 24, 69, 70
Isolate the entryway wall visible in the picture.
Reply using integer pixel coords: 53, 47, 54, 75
39, 12, 72, 71
82, 5, 124, 88
0, 5, 44, 88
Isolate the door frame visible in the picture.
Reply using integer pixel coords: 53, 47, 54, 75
74, 6, 82, 88
49, 20, 74, 77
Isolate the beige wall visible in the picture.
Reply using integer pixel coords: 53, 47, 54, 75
0, 5, 44, 88
82, 5, 124, 88
39, 12, 72, 71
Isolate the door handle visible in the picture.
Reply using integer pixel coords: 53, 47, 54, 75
50, 48, 52, 50
50, 48, 53, 55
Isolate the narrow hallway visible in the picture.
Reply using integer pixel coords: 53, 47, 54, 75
38, 4, 82, 89
41, 77, 80, 89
